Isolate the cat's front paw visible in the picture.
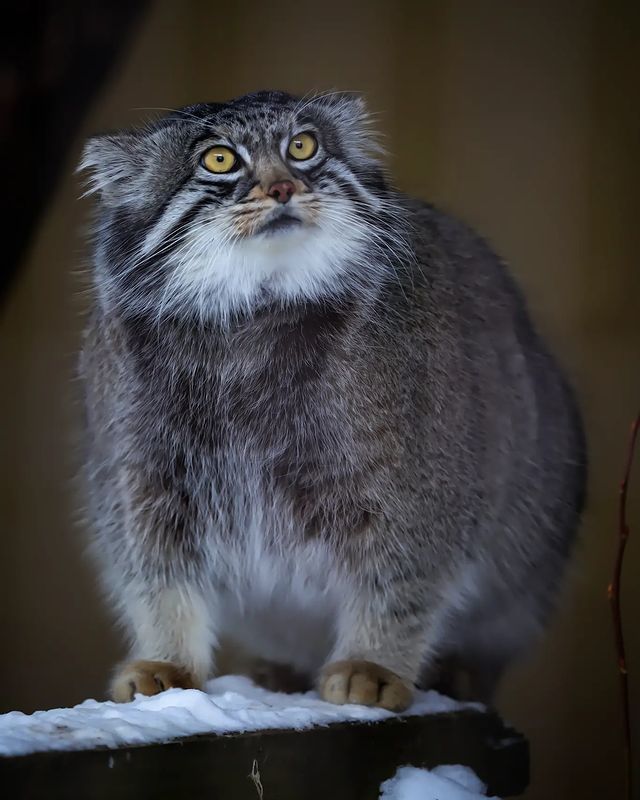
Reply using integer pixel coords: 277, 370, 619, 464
110, 659, 198, 702
319, 659, 413, 712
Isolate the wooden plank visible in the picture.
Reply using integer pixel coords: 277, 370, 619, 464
1, 709, 528, 798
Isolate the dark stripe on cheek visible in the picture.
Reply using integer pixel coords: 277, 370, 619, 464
140, 173, 193, 235
147, 195, 213, 261
324, 170, 362, 202
287, 157, 325, 188
235, 176, 260, 202
115, 195, 214, 298
328, 163, 381, 209
359, 168, 387, 195
199, 188, 230, 197
194, 178, 235, 190
209, 180, 238, 200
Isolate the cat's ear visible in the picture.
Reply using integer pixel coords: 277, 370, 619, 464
78, 132, 146, 207
316, 91, 369, 126
315, 92, 384, 160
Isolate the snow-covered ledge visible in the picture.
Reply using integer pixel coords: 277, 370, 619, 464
0, 676, 528, 798
0, 675, 479, 757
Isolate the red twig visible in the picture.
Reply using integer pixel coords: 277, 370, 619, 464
608, 412, 640, 800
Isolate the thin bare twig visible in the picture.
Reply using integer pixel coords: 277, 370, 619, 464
608, 412, 639, 800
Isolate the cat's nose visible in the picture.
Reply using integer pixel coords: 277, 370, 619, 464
267, 180, 296, 204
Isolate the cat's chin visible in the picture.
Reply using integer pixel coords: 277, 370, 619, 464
255, 213, 304, 237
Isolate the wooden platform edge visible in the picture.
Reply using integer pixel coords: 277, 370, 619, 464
1, 708, 529, 799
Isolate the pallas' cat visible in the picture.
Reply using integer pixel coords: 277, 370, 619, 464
79, 90, 586, 709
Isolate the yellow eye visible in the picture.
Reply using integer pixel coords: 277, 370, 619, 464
202, 146, 237, 174
288, 132, 318, 161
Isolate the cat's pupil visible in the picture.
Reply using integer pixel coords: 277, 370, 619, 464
216, 155, 224, 162
295, 141, 302, 149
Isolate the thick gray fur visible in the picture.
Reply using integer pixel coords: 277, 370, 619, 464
78, 90, 586, 702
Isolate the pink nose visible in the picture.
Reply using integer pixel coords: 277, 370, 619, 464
267, 180, 296, 204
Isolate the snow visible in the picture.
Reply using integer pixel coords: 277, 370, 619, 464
0, 674, 481, 757
379, 765, 501, 799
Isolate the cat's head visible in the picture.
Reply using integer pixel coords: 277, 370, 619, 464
80, 90, 407, 322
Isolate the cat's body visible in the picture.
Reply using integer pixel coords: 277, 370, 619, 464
79, 91, 585, 708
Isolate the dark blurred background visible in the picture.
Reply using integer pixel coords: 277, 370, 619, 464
1, 1, 638, 797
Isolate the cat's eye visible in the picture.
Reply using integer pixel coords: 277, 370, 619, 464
288, 132, 318, 161
202, 146, 238, 174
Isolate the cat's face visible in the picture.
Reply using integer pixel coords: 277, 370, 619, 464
81, 91, 405, 321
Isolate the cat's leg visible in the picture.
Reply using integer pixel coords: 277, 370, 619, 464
452, 592, 545, 705
319, 580, 436, 712
110, 580, 216, 702
418, 654, 504, 703
92, 464, 219, 702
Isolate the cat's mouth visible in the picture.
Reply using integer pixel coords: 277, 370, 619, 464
255, 209, 304, 237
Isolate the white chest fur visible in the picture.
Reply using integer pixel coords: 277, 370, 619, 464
216, 526, 340, 673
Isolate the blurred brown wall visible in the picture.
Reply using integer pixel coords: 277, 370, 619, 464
1, 1, 638, 797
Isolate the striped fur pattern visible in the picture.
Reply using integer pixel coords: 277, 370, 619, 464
79, 91, 586, 707
80, 91, 409, 326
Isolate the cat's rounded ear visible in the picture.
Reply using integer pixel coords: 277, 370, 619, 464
78, 132, 144, 207
314, 91, 370, 127
312, 92, 383, 156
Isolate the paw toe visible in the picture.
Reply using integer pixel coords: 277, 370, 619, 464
348, 671, 379, 705
379, 677, 413, 711
110, 660, 196, 702
319, 660, 413, 711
